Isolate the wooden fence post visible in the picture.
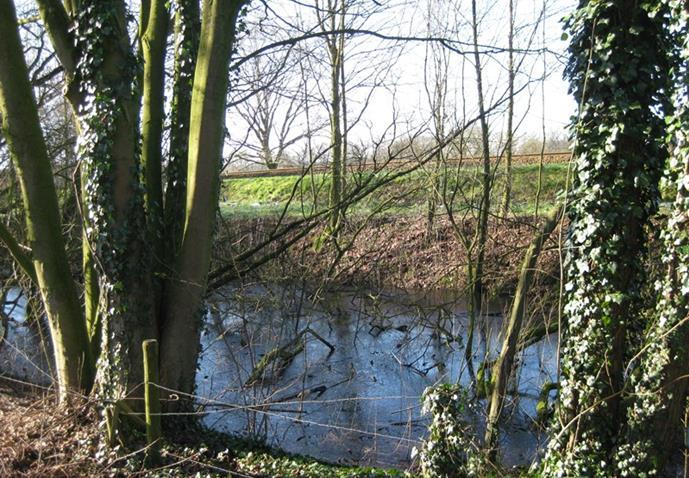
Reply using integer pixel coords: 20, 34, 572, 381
143, 339, 161, 453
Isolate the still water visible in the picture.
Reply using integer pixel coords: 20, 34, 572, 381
0, 283, 558, 469
0, 289, 53, 387
198, 282, 557, 469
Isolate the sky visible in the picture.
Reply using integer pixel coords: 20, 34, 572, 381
227, 0, 578, 163
11, 0, 578, 165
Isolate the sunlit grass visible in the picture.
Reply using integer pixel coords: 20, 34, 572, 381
220, 163, 571, 219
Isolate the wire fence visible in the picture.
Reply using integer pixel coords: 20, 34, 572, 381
222, 152, 571, 179
0, 281, 558, 474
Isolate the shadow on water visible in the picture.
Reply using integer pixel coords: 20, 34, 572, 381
198, 281, 558, 469
0, 282, 558, 469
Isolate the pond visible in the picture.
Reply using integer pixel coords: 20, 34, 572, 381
198, 282, 558, 469
0, 288, 53, 387
0, 282, 558, 470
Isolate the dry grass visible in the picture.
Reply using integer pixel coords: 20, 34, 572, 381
0, 378, 404, 477
219, 214, 564, 295
0, 378, 101, 477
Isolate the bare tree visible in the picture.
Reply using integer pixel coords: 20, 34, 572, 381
235, 50, 314, 169
500, 0, 515, 215
422, 0, 451, 241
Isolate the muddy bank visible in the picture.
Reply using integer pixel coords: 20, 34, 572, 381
213, 213, 565, 297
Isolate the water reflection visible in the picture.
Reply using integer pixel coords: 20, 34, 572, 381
198, 282, 558, 469
0, 283, 557, 469
0, 288, 53, 386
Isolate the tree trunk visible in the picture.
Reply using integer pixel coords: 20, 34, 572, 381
73, 0, 155, 403
164, 0, 200, 266
326, 0, 345, 232
542, 1, 672, 474
0, 0, 91, 402
466, 0, 492, 362
160, 0, 247, 404
620, 119, 689, 474
484, 205, 562, 459
423, 2, 448, 242
141, 0, 169, 278
500, 0, 514, 215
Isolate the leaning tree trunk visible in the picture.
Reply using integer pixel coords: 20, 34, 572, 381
34, 0, 102, 366
0, 0, 91, 402
160, 0, 248, 406
484, 205, 562, 459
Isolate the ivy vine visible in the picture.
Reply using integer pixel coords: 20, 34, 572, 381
541, 1, 675, 476
73, 0, 147, 406
616, 3, 689, 475
414, 384, 482, 477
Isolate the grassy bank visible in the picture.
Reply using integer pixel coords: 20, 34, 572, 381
215, 163, 569, 294
220, 163, 570, 218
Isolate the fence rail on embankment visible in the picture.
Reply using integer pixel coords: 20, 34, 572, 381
222, 151, 571, 180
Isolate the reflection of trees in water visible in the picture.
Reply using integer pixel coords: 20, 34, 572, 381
198, 280, 556, 467
0, 277, 555, 467
0, 288, 55, 386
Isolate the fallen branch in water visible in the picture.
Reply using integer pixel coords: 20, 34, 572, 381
244, 327, 335, 387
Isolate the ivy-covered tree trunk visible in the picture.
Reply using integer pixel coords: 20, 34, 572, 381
34, 0, 158, 403
542, 1, 674, 475
73, 0, 155, 403
0, 0, 92, 402
5, 0, 249, 421
618, 6, 689, 474
160, 0, 248, 405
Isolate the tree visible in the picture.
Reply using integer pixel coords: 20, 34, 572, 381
0, 0, 90, 398
541, 1, 675, 474
499, 0, 515, 215
517, 131, 569, 155
422, 0, 451, 241
617, 4, 689, 474
316, 0, 348, 231
0, 0, 249, 421
464, 0, 493, 363
233, 51, 312, 170
163, 0, 200, 268
484, 204, 563, 459
159, 0, 249, 401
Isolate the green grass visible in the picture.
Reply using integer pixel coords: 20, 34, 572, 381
507, 163, 570, 214
220, 163, 571, 219
168, 428, 408, 477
